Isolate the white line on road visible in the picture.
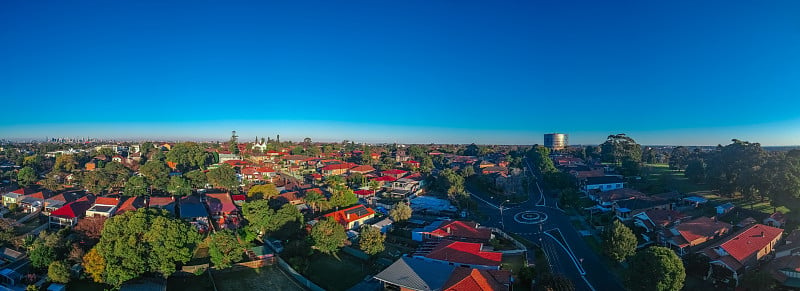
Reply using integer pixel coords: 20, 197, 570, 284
543, 228, 586, 276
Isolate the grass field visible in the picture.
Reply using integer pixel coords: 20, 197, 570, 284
214, 266, 303, 291
635, 164, 712, 194
303, 252, 371, 291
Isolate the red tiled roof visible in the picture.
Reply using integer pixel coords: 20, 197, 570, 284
354, 190, 375, 196
719, 224, 783, 263
277, 191, 303, 202
381, 169, 408, 176
51, 195, 95, 219
94, 197, 120, 206
24, 191, 54, 200
256, 167, 275, 173
642, 209, 687, 228
676, 216, 732, 245
324, 205, 375, 225
305, 188, 323, 195
241, 167, 258, 175
349, 165, 376, 173
117, 196, 145, 213
322, 163, 354, 171
444, 268, 509, 291
231, 195, 246, 201
428, 220, 492, 241
10, 188, 37, 196
148, 196, 175, 207
372, 176, 397, 182
422, 240, 502, 267
205, 193, 238, 214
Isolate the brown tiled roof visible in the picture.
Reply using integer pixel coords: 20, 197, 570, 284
676, 216, 732, 245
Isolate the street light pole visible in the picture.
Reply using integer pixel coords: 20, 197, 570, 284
500, 199, 510, 230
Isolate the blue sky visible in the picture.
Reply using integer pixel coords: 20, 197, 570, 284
2, 1, 800, 145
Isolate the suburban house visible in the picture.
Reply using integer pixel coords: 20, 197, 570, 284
18, 190, 54, 213
774, 230, 800, 259
767, 255, 800, 289
381, 169, 408, 179
323, 204, 375, 230
764, 212, 787, 228
231, 194, 246, 206
412, 220, 493, 243
374, 257, 456, 291
704, 224, 784, 286
274, 191, 304, 205
665, 216, 732, 256
321, 163, 353, 176
589, 188, 645, 208
403, 160, 420, 169
43, 191, 83, 216
413, 240, 503, 270
373, 257, 511, 291
2, 188, 37, 207
148, 196, 176, 216
632, 209, 688, 241
85, 197, 120, 218
716, 202, 735, 215
116, 196, 146, 214
582, 176, 624, 193
179, 195, 210, 231
349, 165, 376, 175
370, 217, 393, 233
613, 196, 673, 221
391, 178, 422, 194
49, 195, 96, 229
354, 189, 375, 198
205, 193, 240, 230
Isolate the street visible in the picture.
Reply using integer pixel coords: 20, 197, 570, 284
466, 159, 624, 291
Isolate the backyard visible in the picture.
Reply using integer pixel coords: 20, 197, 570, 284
302, 252, 372, 291
634, 164, 711, 194
214, 266, 303, 291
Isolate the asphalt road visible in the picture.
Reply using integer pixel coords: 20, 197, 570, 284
467, 160, 624, 291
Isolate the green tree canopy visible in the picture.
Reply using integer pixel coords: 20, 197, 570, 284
626, 246, 686, 291
48, 260, 71, 284
601, 134, 642, 164
389, 203, 412, 222
207, 164, 238, 192
209, 230, 243, 269
96, 208, 201, 286
310, 218, 347, 255
528, 145, 557, 174
139, 160, 170, 192
602, 220, 637, 262
329, 185, 358, 208
166, 142, 213, 171
124, 175, 148, 196
17, 166, 36, 187
358, 225, 385, 255
241, 200, 302, 238
247, 184, 279, 199
167, 176, 192, 196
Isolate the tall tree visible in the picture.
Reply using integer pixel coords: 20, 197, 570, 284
626, 246, 685, 291
48, 261, 71, 284
167, 176, 192, 196
74, 216, 107, 245
96, 209, 201, 286
228, 131, 240, 155
184, 170, 208, 189
705, 139, 766, 197
124, 176, 148, 197
389, 203, 412, 222
209, 230, 243, 269
247, 184, 279, 199
600, 134, 642, 164
54, 154, 77, 172
310, 218, 347, 255
669, 146, 691, 170
602, 220, 637, 262
527, 145, 557, 174
358, 225, 385, 255
329, 185, 358, 208
207, 164, 238, 192
241, 200, 302, 238
17, 166, 36, 187
139, 160, 169, 192
83, 247, 105, 283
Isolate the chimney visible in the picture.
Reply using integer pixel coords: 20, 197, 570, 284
447, 227, 451, 234
761, 231, 765, 237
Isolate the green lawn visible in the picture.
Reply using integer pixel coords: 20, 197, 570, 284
635, 164, 711, 194
501, 253, 526, 273
303, 252, 371, 291
214, 266, 303, 291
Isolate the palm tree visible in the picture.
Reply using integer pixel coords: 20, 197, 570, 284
305, 191, 325, 213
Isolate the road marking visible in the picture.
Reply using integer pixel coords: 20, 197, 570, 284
513, 211, 548, 224
543, 228, 586, 275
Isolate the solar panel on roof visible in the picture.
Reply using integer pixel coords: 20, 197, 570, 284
345, 206, 369, 217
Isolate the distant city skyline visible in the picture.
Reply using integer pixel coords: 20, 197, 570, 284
2, 1, 799, 146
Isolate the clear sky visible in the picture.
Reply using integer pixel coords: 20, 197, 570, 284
2, 1, 800, 145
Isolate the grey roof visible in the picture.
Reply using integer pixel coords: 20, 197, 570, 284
179, 196, 209, 218
373, 257, 455, 291
2, 193, 21, 199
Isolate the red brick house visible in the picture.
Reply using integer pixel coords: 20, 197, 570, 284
704, 224, 784, 286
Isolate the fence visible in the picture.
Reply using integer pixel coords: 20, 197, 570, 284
491, 227, 528, 250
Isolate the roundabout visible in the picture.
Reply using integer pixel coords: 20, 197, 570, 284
513, 210, 548, 224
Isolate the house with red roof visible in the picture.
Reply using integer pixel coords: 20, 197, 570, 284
349, 165, 376, 175
205, 193, 240, 230
86, 197, 121, 218
704, 224, 784, 286
43, 191, 83, 216
665, 216, 732, 256
381, 169, 408, 179
403, 160, 420, 169
231, 194, 246, 206
19, 190, 54, 213
49, 195, 96, 229
321, 163, 354, 176
274, 191, 305, 205
354, 189, 375, 197
412, 220, 493, 243
2, 188, 37, 207
414, 240, 503, 270
116, 196, 146, 214
323, 205, 375, 230
149, 196, 176, 216
443, 267, 511, 291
